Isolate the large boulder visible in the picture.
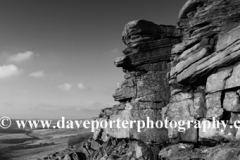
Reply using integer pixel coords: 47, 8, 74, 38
122, 19, 177, 48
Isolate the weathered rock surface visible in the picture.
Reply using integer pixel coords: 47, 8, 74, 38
89, 20, 180, 157
199, 119, 238, 141
170, 0, 240, 85
42, 0, 240, 160
223, 91, 240, 112
122, 20, 179, 48
166, 0, 240, 146
206, 68, 232, 93
43, 19, 180, 160
159, 142, 240, 160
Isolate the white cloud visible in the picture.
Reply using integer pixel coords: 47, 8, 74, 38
29, 70, 45, 78
0, 65, 22, 78
58, 83, 72, 91
8, 51, 34, 62
78, 83, 88, 90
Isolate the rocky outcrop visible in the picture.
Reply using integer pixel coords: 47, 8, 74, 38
159, 142, 240, 160
40, 20, 180, 160
170, 0, 240, 84
165, 0, 240, 145
42, 0, 240, 160
86, 20, 181, 159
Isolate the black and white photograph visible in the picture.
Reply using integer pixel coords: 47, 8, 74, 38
0, 0, 240, 159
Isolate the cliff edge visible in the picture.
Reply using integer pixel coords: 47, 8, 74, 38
42, 0, 240, 160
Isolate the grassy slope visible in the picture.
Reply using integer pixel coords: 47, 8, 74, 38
0, 128, 91, 160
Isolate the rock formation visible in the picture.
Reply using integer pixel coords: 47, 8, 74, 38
42, 0, 240, 159
87, 20, 181, 159
168, 0, 240, 143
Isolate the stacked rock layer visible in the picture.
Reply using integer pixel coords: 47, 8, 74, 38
41, 19, 181, 160
88, 20, 181, 159
41, 0, 240, 160
167, 0, 240, 143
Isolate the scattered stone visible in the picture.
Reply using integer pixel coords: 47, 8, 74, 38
205, 92, 223, 119
223, 91, 240, 112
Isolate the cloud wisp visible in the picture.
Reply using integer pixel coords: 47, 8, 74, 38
58, 83, 72, 91
77, 82, 89, 90
8, 51, 34, 63
0, 65, 22, 79
29, 70, 45, 78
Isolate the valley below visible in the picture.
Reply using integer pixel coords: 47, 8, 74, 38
0, 120, 91, 160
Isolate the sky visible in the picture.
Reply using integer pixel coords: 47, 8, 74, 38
0, 0, 186, 119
